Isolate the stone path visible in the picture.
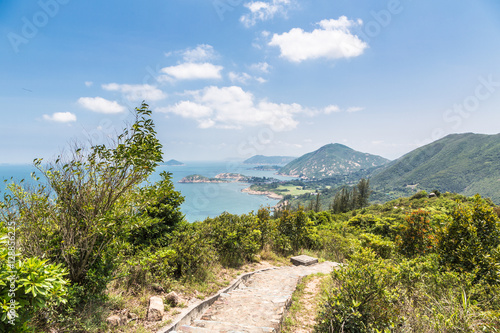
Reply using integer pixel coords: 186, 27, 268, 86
169, 260, 338, 333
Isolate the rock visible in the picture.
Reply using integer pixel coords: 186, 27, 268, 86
106, 314, 126, 327
290, 255, 318, 266
128, 312, 138, 321
165, 291, 180, 307
147, 296, 164, 321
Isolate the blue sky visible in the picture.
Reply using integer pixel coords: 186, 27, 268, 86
1, 0, 500, 164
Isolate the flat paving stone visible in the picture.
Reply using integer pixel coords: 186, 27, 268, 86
177, 261, 338, 333
290, 255, 319, 266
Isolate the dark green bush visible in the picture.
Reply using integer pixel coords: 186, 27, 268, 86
315, 249, 401, 332
438, 195, 500, 283
203, 213, 261, 267
275, 209, 319, 254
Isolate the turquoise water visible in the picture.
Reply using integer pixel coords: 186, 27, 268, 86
0, 162, 291, 222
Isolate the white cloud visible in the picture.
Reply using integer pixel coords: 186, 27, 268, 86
269, 16, 368, 62
158, 86, 305, 131
43, 112, 77, 123
160, 63, 223, 81
84, 81, 93, 87
250, 62, 271, 73
240, 0, 293, 27
229, 72, 253, 84
182, 44, 216, 62
346, 106, 364, 113
102, 83, 166, 101
324, 105, 341, 114
77, 97, 125, 114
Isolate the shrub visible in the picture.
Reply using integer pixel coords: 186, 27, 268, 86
358, 233, 395, 259
275, 209, 319, 254
128, 171, 185, 249
315, 249, 401, 332
410, 190, 428, 200
438, 195, 500, 283
397, 209, 436, 258
0, 232, 68, 331
202, 213, 261, 267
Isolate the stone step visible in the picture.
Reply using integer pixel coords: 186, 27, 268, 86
160, 260, 339, 333
189, 319, 276, 332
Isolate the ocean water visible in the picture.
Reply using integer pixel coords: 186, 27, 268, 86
0, 162, 291, 222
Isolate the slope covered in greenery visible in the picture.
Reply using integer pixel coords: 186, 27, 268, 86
371, 133, 500, 203
278, 143, 389, 179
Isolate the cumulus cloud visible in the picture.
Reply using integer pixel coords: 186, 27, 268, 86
84, 81, 93, 87
160, 63, 223, 81
43, 112, 77, 123
102, 83, 166, 101
269, 16, 368, 62
77, 97, 125, 114
182, 44, 216, 62
250, 62, 271, 73
240, 0, 293, 27
158, 86, 306, 131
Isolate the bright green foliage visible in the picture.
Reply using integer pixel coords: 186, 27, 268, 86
256, 207, 277, 248
128, 171, 185, 248
397, 209, 436, 258
438, 195, 500, 283
5, 103, 163, 295
275, 208, 319, 254
203, 213, 261, 267
0, 232, 68, 331
315, 249, 400, 332
358, 233, 394, 259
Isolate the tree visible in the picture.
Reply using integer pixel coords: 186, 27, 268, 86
438, 195, 500, 283
357, 178, 371, 208
9, 102, 163, 292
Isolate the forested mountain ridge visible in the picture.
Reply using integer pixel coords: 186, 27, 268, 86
370, 133, 500, 203
278, 143, 390, 179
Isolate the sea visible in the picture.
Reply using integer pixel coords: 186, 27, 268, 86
0, 162, 292, 222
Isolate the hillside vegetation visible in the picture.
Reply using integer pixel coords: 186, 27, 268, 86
278, 143, 389, 179
1, 104, 500, 332
371, 133, 500, 202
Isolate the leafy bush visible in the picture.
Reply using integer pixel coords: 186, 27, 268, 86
128, 171, 185, 249
315, 249, 401, 332
275, 209, 319, 254
438, 195, 500, 283
397, 209, 436, 258
202, 213, 261, 267
358, 233, 395, 259
410, 190, 428, 200
0, 232, 68, 331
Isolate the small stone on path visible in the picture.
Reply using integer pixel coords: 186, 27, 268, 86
290, 255, 319, 266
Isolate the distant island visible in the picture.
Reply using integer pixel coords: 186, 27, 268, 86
243, 155, 296, 165
163, 159, 185, 166
179, 173, 252, 183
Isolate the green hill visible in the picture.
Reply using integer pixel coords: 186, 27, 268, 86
278, 143, 390, 179
371, 133, 500, 203
243, 155, 297, 165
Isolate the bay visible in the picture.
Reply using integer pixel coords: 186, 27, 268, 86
0, 161, 290, 222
